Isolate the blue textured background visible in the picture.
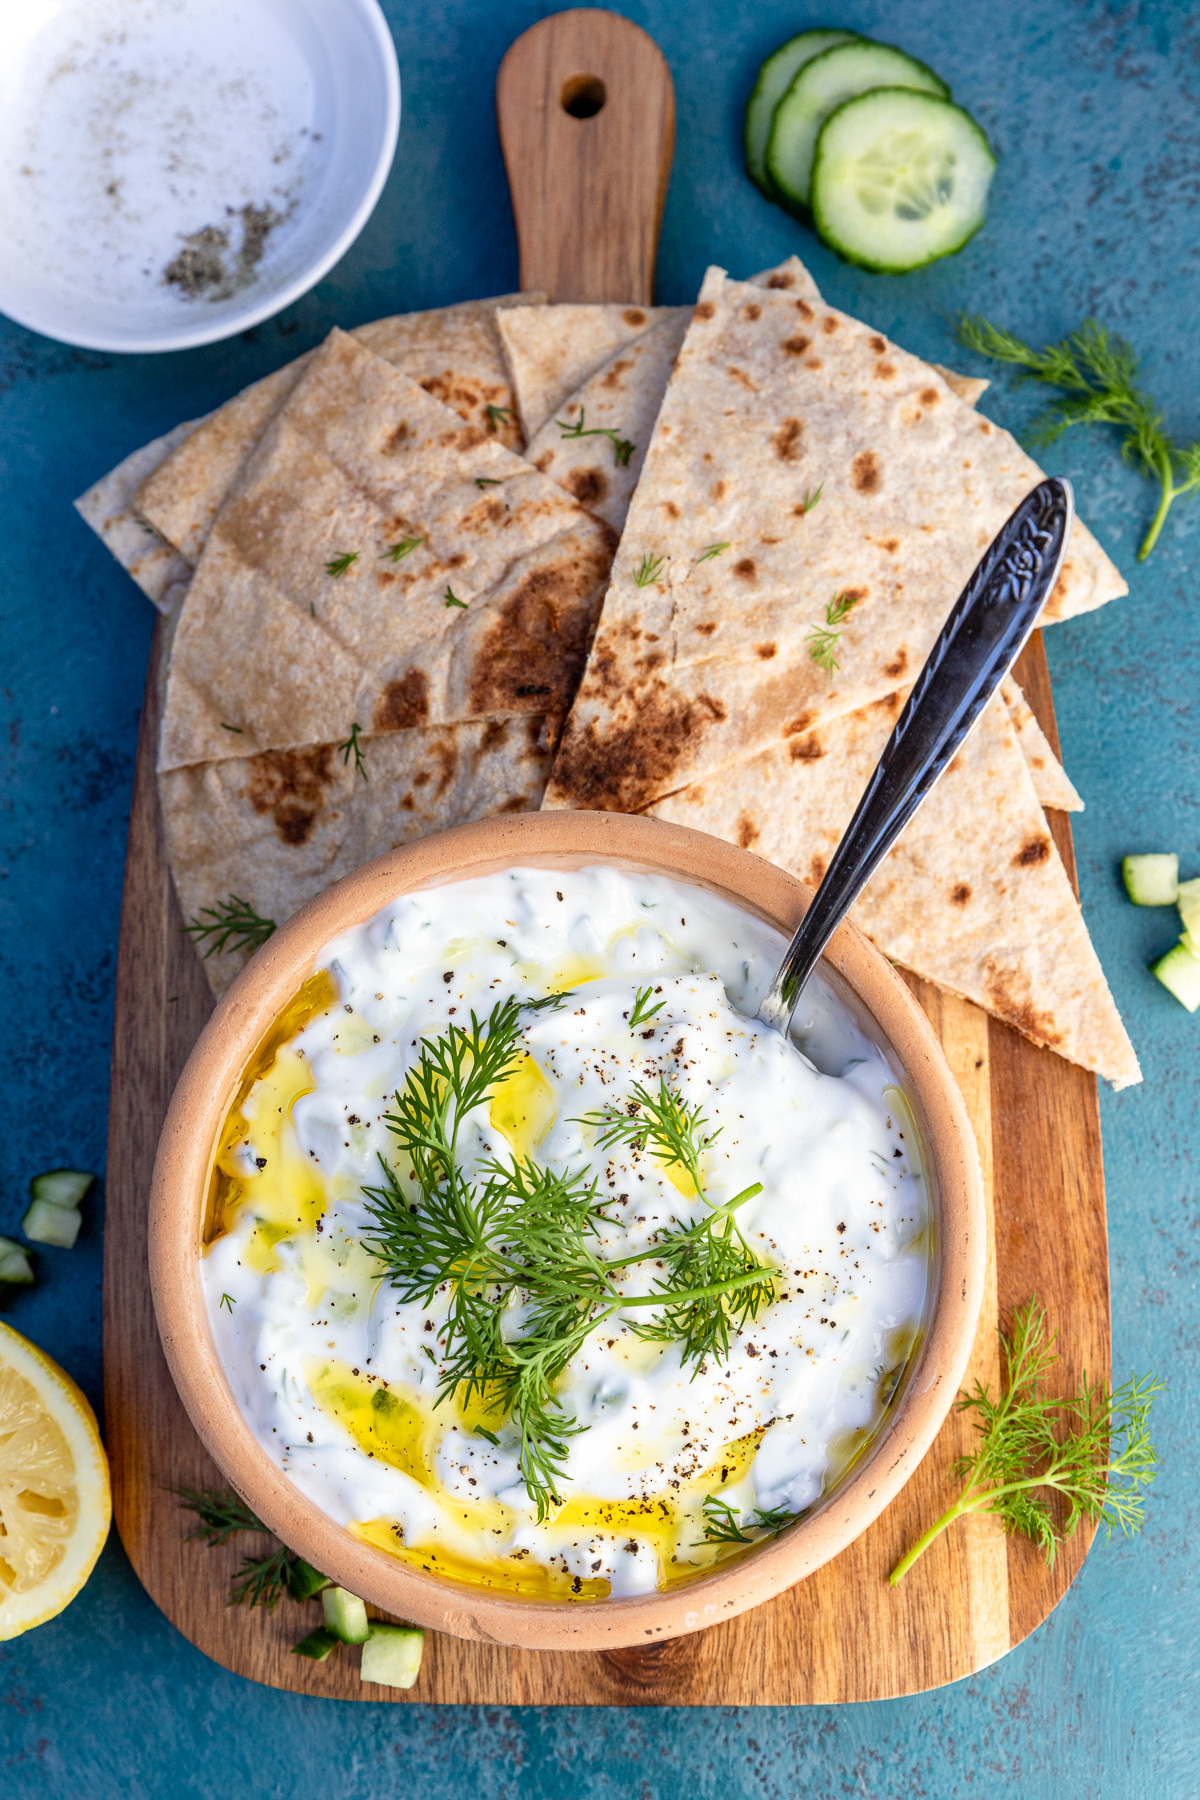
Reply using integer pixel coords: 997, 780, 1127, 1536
1, 1, 1196, 1793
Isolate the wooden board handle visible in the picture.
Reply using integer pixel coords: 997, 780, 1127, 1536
495, 8, 675, 304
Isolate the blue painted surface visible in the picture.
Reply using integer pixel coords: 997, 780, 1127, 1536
1, 0, 1196, 1792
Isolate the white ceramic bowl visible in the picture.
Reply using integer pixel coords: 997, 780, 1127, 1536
0, 0, 400, 354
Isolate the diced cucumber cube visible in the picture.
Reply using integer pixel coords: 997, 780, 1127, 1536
292, 1627, 340, 1662
322, 1585, 370, 1644
1123, 854, 1179, 905
1182, 930, 1200, 958
0, 1236, 35, 1285
285, 1558, 332, 1603
22, 1199, 82, 1248
30, 1168, 94, 1209
1178, 876, 1200, 938
1152, 939, 1200, 1012
360, 1623, 425, 1690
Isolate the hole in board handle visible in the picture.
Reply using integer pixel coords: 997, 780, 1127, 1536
560, 73, 607, 119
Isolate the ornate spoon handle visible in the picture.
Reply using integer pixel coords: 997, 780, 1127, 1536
757, 477, 1074, 1035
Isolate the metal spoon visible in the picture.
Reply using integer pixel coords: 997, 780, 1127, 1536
757, 477, 1074, 1035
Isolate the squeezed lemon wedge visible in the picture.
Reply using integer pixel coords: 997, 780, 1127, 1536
0, 1320, 111, 1640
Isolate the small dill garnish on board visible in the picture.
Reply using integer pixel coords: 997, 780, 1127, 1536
628, 985, 665, 1029
695, 542, 731, 563
338, 721, 368, 781
889, 1298, 1163, 1584
798, 483, 824, 515
184, 894, 276, 958
485, 404, 514, 431
634, 551, 666, 587
444, 586, 467, 609
168, 1486, 330, 1611
694, 1494, 798, 1546
556, 406, 635, 466
380, 535, 424, 562
806, 592, 859, 675
325, 551, 358, 578
953, 313, 1200, 560
359, 996, 773, 1519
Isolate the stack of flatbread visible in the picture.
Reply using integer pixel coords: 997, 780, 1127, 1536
77, 258, 1139, 1087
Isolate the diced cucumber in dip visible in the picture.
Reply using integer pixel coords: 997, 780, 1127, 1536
743, 28, 861, 196
361, 1622, 424, 1689
1123, 853, 1179, 906
201, 868, 930, 1601
766, 39, 949, 212
812, 90, 996, 272
1152, 939, 1200, 1012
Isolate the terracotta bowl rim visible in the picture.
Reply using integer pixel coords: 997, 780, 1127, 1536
149, 810, 986, 1651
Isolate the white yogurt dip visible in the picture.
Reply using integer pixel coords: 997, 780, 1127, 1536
201, 866, 930, 1600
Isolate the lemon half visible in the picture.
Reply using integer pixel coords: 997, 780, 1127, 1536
0, 1320, 111, 1639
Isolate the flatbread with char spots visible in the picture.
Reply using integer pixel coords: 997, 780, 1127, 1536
135, 293, 544, 565
649, 692, 1137, 1088
543, 265, 1127, 815
74, 419, 204, 611
161, 713, 558, 996
158, 329, 613, 774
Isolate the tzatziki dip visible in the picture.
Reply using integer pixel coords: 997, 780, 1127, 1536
202, 866, 930, 1601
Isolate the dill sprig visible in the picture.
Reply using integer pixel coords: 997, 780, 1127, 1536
325, 551, 358, 578
474, 477, 501, 489
556, 406, 635, 467
380, 535, 424, 562
695, 542, 730, 563
360, 997, 773, 1518
628, 985, 665, 1029
444, 586, 467, 609
338, 721, 368, 781
890, 1298, 1163, 1584
806, 591, 859, 675
169, 1486, 330, 1612
954, 313, 1200, 560
798, 482, 824, 515
184, 894, 276, 958
694, 1493, 799, 1546
485, 404, 514, 432
634, 551, 666, 588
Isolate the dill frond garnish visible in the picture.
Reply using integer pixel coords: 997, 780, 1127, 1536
444, 586, 467, 609
889, 1298, 1163, 1584
806, 591, 859, 675
380, 535, 424, 562
168, 1485, 330, 1612
798, 483, 824, 515
693, 1493, 798, 1545
633, 551, 666, 588
325, 551, 358, 578
953, 313, 1199, 560
695, 542, 731, 563
474, 477, 501, 489
556, 406, 635, 466
628, 985, 665, 1029
184, 895, 276, 958
485, 404, 514, 431
360, 996, 773, 1519
338, 721, 368, 781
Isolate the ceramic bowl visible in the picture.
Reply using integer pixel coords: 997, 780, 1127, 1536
149, 811, 985, 1651
0, 0, 399, 353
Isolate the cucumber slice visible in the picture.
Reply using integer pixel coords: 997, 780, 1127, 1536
285, 1558, 332, 1603
1152, 939, 1200, 1012
812, 90, 996, 272
22, 1199, 82, 1249
744, 29, 860, 196
30, 1168, 94, 1209
766, 39, 949, 212
1177, 876, 1200, 937
1123, 853, 1179, 906
360, 1622, 425, 1690
322, 1585, 370, 1644
292, 1626, 340, 1662
0, 1237, 35, 1285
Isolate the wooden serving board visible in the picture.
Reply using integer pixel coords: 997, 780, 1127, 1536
101, 9, 1110, 1706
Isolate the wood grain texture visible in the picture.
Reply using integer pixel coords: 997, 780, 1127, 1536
101, 631, 1110, 1703
496, 9, 674, 302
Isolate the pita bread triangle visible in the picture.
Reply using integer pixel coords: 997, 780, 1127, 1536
648, 691, 1138, 1088
136, 293, 544, 565
543, 264, 1127, 814
158, 328, 613, 773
